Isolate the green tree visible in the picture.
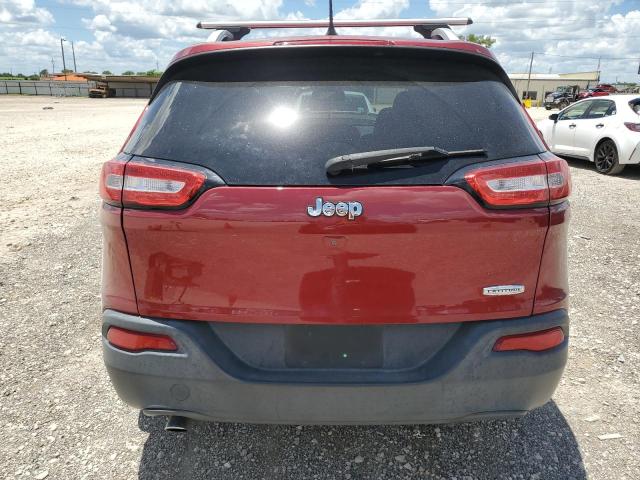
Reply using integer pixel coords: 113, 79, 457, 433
39, 69, 49, 77
122, 70, 135, 75
102, 70, 113, 75
145, 69, 162, 77
62, 68, 73, 73
466, 34, 496, 48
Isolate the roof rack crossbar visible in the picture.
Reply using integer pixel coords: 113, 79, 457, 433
197, 18, 472, 41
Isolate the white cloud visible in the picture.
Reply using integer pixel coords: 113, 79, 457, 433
428, 0, 639, 81
0, 0, 638, 81
0, 0, 53, 24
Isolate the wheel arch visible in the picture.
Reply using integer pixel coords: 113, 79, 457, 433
591, 136, 619, 162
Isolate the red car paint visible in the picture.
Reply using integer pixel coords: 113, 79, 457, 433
577, 84, 617, 99
170, 35, 495, 65
101, 36, 569, 327
121, 186, 549, 324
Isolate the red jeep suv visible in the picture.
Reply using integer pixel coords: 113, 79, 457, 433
100, 19, 571, 428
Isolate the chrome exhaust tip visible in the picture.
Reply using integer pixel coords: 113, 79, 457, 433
165, 415, 188, 432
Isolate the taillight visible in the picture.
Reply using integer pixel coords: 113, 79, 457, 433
122, 161, 205, 208
465, 160, 550, 207
107, 326, 178, 352
624, 122, 640, 132
544, 156, 571, 202
493, 327, 565, 352
465, 156, 571, 208
99, 157, 126, 206
99, 158, 206, 209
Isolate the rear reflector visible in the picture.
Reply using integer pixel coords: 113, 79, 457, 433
99, 158, 206, 208
493, 327, 564, 352
107, 326, 178, 352
624, 122, 640, 132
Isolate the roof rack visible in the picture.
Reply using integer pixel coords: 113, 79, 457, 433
197, 18, 472, 42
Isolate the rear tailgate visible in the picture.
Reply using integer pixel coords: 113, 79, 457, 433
120, 46, 549, 325
123, 185, 547, 323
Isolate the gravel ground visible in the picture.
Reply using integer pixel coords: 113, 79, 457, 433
0, 98, 638, 480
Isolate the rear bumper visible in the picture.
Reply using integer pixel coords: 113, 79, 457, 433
102, 309, 568, 425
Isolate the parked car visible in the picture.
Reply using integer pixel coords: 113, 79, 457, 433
99, 19, 571, 429
544, 85, 580, 110
537, 96, 640, 174
577, 84, 618, 100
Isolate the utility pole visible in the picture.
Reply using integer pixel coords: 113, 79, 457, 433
525, 51, 534, 99
60, 38, 67, 80
71, 41, 77, 72
51, 58, 55, 76
596, 56, 601, 83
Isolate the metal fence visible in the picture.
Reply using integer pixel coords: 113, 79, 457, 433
0, 80, 89, 97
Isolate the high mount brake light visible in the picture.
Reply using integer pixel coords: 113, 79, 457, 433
99, 159, 206, 208
465, 156, 570, 207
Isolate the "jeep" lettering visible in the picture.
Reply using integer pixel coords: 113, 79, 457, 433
307, 197, 363, 220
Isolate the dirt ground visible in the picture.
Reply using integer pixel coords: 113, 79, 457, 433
0, 97, 638, 480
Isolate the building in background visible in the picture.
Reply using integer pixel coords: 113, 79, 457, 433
83, 74, 160, 98
508, 71, 600, 106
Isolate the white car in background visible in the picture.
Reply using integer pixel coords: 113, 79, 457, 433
537, 95, 640, 174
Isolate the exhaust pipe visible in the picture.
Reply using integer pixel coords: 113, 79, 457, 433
165, 415, 188, 432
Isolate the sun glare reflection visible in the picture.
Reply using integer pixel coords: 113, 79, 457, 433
267, 106, 298, 128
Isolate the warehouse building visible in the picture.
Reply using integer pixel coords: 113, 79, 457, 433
83, 74, 159, 98
507, 71, 600, 106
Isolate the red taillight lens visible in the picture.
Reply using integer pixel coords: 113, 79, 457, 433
99, 158, 126, 206
465, 156, 571, 208
493, 327, 565, 352
107, 326, 178, 352
122, 161, 205, 208
99, 158, 206, 208
544, 156, 571, 202
465, 160, 550, 207
624, 122, 640, 132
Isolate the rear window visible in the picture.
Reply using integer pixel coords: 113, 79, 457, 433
125, 63, 543, 186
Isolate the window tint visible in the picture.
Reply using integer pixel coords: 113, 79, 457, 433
559, 101, 591, 120
586, 99, 615, 118
125, 80, 544, 186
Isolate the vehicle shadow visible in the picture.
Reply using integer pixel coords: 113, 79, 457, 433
137, 401, 586, 479
563, 156, 640, 179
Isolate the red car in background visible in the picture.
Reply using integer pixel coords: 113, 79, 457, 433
577, 83, 618, 99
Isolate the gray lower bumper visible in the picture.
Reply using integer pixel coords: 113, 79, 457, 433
102, 309, 568, 425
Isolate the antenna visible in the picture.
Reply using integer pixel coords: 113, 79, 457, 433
326, 0, 337, 36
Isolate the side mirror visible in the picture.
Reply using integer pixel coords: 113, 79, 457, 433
549, 113, 559, 122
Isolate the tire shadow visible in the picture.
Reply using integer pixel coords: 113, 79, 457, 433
137, 401, 586, 479
563, 156, 640, 180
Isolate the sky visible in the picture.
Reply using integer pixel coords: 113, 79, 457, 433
1, 0, 639, 82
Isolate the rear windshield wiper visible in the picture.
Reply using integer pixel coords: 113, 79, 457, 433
325, 147, 486, 176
